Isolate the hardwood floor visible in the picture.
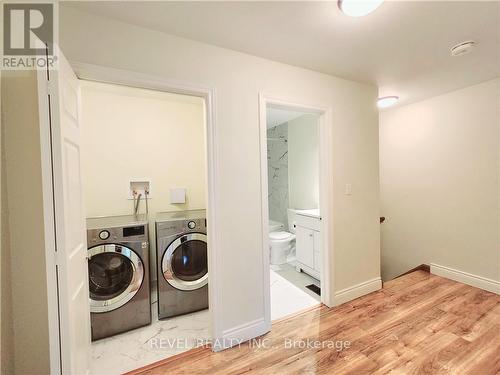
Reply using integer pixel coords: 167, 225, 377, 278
128, 271, 500, 375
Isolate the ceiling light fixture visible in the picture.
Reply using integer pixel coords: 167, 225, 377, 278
450, 41, 476, 57
377, 96, 399, 108
338, 0, 384, 17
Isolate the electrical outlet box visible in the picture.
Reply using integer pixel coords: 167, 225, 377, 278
170, 188, 186, 204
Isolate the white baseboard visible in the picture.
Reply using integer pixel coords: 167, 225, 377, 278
333, 277, 382, 306
212, 318, 270, 352
430, 264, 500, 294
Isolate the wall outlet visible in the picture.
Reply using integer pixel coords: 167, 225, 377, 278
170, 188, 186, 204
345, 183, 352, 195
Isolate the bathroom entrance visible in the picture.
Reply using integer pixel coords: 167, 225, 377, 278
265, 104, 323, 320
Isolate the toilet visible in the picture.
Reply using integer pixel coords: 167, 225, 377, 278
269, 209, 297, 265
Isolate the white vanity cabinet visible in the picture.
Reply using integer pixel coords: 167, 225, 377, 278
294, 210, 321, 280
296, 227, 315, 269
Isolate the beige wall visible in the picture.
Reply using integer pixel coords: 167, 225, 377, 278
1, 71, 51, 374
81, 80, 206, 280
61, 5, 380, 332
380, 78, 500, 282
288, 114, 320, 210
0, 70, 16, 375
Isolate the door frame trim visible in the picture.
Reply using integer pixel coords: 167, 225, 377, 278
37, 65, 64, 375
38, 62, 221, 367
258, 94, 334, 327
72, 60, 222, 342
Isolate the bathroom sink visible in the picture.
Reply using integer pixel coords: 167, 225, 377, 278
295, 209, 320, 219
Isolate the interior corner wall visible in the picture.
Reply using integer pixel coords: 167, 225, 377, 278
59, 5, 380, 335
80, 80, 206, 282
379, 78, 500, 283
1, 70, 51, 375
288, 114, 320, 210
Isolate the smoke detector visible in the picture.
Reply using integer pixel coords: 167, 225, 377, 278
451, 41, 476, 56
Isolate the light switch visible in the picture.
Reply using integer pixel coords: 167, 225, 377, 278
345, 184, 352, 195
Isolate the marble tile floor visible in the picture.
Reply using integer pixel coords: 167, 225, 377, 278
91, 269, 320, 374
272, 262, 321, 302
270, 267, 320, 321
90, 303, 210, 375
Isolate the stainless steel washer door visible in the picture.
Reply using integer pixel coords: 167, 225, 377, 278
162, 233, 208, 291
88, 244, 144, 313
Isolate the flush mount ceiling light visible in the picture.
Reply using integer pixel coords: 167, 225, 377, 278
338, 0, 384, 17
450, 41, 476, 57
377, 96, 399, 108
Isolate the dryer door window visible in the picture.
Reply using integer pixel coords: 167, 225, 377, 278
162, 233, 208, 291
171, 239, 207, 281
88, 244, 144, 313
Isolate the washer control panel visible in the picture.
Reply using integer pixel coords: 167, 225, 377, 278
187, 221, 196, 230
99, 230, 110, 240
87, 221, 149, 246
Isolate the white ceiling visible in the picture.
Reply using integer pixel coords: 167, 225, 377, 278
66, 1, 500, 106
266, 107, 308, 129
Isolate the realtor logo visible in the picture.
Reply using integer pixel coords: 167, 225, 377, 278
2, 2, 58, 69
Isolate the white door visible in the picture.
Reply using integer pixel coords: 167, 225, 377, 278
43, 50, 91, 374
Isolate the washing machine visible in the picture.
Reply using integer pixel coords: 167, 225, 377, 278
156, 210, 208, 319
86, 215, 151, 340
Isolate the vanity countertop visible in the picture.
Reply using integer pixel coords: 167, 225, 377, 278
295, 209, 321, 219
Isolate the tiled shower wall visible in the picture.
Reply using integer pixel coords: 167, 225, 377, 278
267, 123, 289, 228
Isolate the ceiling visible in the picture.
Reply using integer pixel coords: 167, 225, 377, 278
65, 1, 500, 106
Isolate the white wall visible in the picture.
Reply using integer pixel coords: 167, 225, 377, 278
1, 70, 51, 374
60, 5, 380, 339
380, 78, 500, 283
288, 114, 320, 210
81, 80, 206, 280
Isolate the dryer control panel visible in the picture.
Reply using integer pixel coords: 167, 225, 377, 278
185, 218, 205, 231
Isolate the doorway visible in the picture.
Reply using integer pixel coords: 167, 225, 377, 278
259, 95, 334, 324
37, 59, 220, 374
80, 80, 210, 374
